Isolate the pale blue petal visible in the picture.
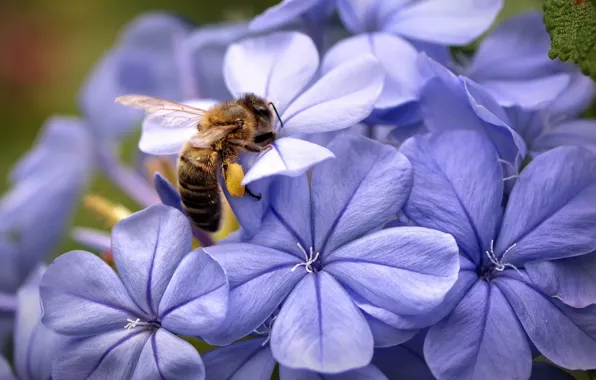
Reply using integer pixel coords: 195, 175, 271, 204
242, 138, 334, 185
71, 227, 111, 253
480, 74, 571, 109
280, 364, 388, 380
533, 120, 596, 153
224, 31, 318, 113
153, 172, 183, 213
312, 134, 412, 254
372, 345, 435, 380
495, 147, 596, 264
281, 55, 384, 134
40, 250, 143, 336
548, 72, 595, 120
365, 313, 418, 348
131, 329, 205, 380
0, 356, 15, 380
204, 338, 275, 380
112, 205, 193, 315
250, 0, 324, 32
271, 272, 373, 373
158, 250, 228, 336
337, 0, 412, 34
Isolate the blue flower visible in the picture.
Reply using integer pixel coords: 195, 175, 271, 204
39, 205, 229, 379
200, 134, 459, 373
455, 12, 590, 108
377, 130, 596, 379
139, 31, 384, 185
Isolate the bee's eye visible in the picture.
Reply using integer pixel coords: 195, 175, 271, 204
254, 106, 271, 120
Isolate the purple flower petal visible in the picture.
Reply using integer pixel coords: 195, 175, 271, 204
548, 72, 595, 120
281, 55, 384, 135
386, 0, 503, 45
131, 329, 205, 380
250, 0, 325, 32
40, 251, 142, 336
322, 33, 422, 108
204, 338, 275, 380
525, 254, 596, 308
71, 227, 111, 253
52, 329, 151, 379
223, 173, 271, 239
401, 131, 503, 265
480, 74, 571, 109
365, 313, 418, 348
530, 362, 575, 380
533, 120, 596, 153
242, 138, 335, 185
325, 227, 459, 315
201, 244, 304, 345
468, 12, 563, 81
158, 249, 228, 336
280, 364, 388, 380
495, 147, 596, 264
0, 356, 15, 380
312, 134, 412, 254
336, 0, 412, 34
271, 272, 373, 373
112, 205, 193, 316
372, 345, 435, 380
496, 277, 596, 370
153, 172, 182, 213
425, 281, 532, 380
225, 32, 318, 113
138, 99, 218, 155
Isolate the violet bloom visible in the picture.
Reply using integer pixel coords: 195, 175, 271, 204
139, 31, 384, 185
40, 205, 229, 379
375, 130, 596, 379
200, 134, 459, 373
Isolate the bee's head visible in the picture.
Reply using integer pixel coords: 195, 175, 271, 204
238, 93, 274, 133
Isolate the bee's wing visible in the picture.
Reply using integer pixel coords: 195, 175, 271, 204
189, 125, 238, 149
115, 95, 206, 128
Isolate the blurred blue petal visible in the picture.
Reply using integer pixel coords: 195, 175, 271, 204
224, 32, 318, 113
533, 120, 596, 153
495, 147, 596, 264
525, 253, 596, 308
321, 33, 422, 109
425, 281, 532, 380
385, 0, 502, 45
281, 55, 384, 134
336, 0, 412, 34
280, 364, 388, 380
312, 134, 412, 253
325, 228, 459, 316
131, 329, 205, 380
203, 338, 275, 380
112, 205, 193, 315
71, 227, 111, 254
250, 0, 330, 32
0, 356, 15, 380
372, 345, 434, 380
548, 72, 595, 120
201, 244, 304, 345
40, 251, 142, 336
480, 74, 571, 109
497, 277, 596, 370
242, 138, 334, 185
401, 131, 503, 265
158, 249, 228, 336
271, 272, 373, 373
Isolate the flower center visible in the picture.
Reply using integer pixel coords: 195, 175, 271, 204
124, 317, 161, 331
478, 240, 520, 280
291, 242, 322, 274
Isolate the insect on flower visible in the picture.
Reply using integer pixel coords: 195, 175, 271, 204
115, 94, 283, 232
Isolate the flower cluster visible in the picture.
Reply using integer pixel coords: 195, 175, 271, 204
1, 1, 596, 380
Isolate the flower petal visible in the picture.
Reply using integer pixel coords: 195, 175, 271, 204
365, 313, 418, 348
0, 356, 15, 380
548, 72, 595, 120
312, 134, 412, 255
158, 249, 228, 336
321, 33, 423, 108
131, 329, 205, 380
271, 272, 373, 373
138, 99, 218, 155
496, 277, 596, 370
281, 55, 384, 134
224, 31, 318, 113
112, 205, 193, 316
250, 0, 324, 32
387, 0, 503, 45
468, 12, 563, 81
280, 364, 388, 380
495, 147, 596, 264
533, 120, 596, 153
14, 274, 63, 380
52, 329, 151, 379
201, 244, 304, 345
40, 251, 141, 336
203, 338, 275, 380
153, 172, 183, 213
336, 0, 412, 34
525, 254, 596, 308
325, 227, 459, 315
71, 228, 112, 253
530, 362, 575, 380
242, 138, 334, 185
372, 345, 435, 380
480, 74, 571, 109
425, 281, 532, 380
401, 131, 503, 265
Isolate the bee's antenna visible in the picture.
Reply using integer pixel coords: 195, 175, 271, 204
269, 102, 284, 128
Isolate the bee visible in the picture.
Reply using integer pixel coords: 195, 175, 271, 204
115, 93, 279, 232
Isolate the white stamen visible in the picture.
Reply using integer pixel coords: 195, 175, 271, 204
291, 243, 320, 273
485, 240, 521, 275
252, 315, 277, 346
124, 318, 150, 331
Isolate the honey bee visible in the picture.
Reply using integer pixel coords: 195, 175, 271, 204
115, 93, 278, 232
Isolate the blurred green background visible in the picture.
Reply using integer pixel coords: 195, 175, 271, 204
0, 0, 557, 253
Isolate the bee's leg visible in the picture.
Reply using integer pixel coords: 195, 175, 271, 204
228, 139, 272, 153
244, 186, 262, 200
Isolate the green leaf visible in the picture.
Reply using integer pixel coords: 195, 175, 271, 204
544, 0, 596, 80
